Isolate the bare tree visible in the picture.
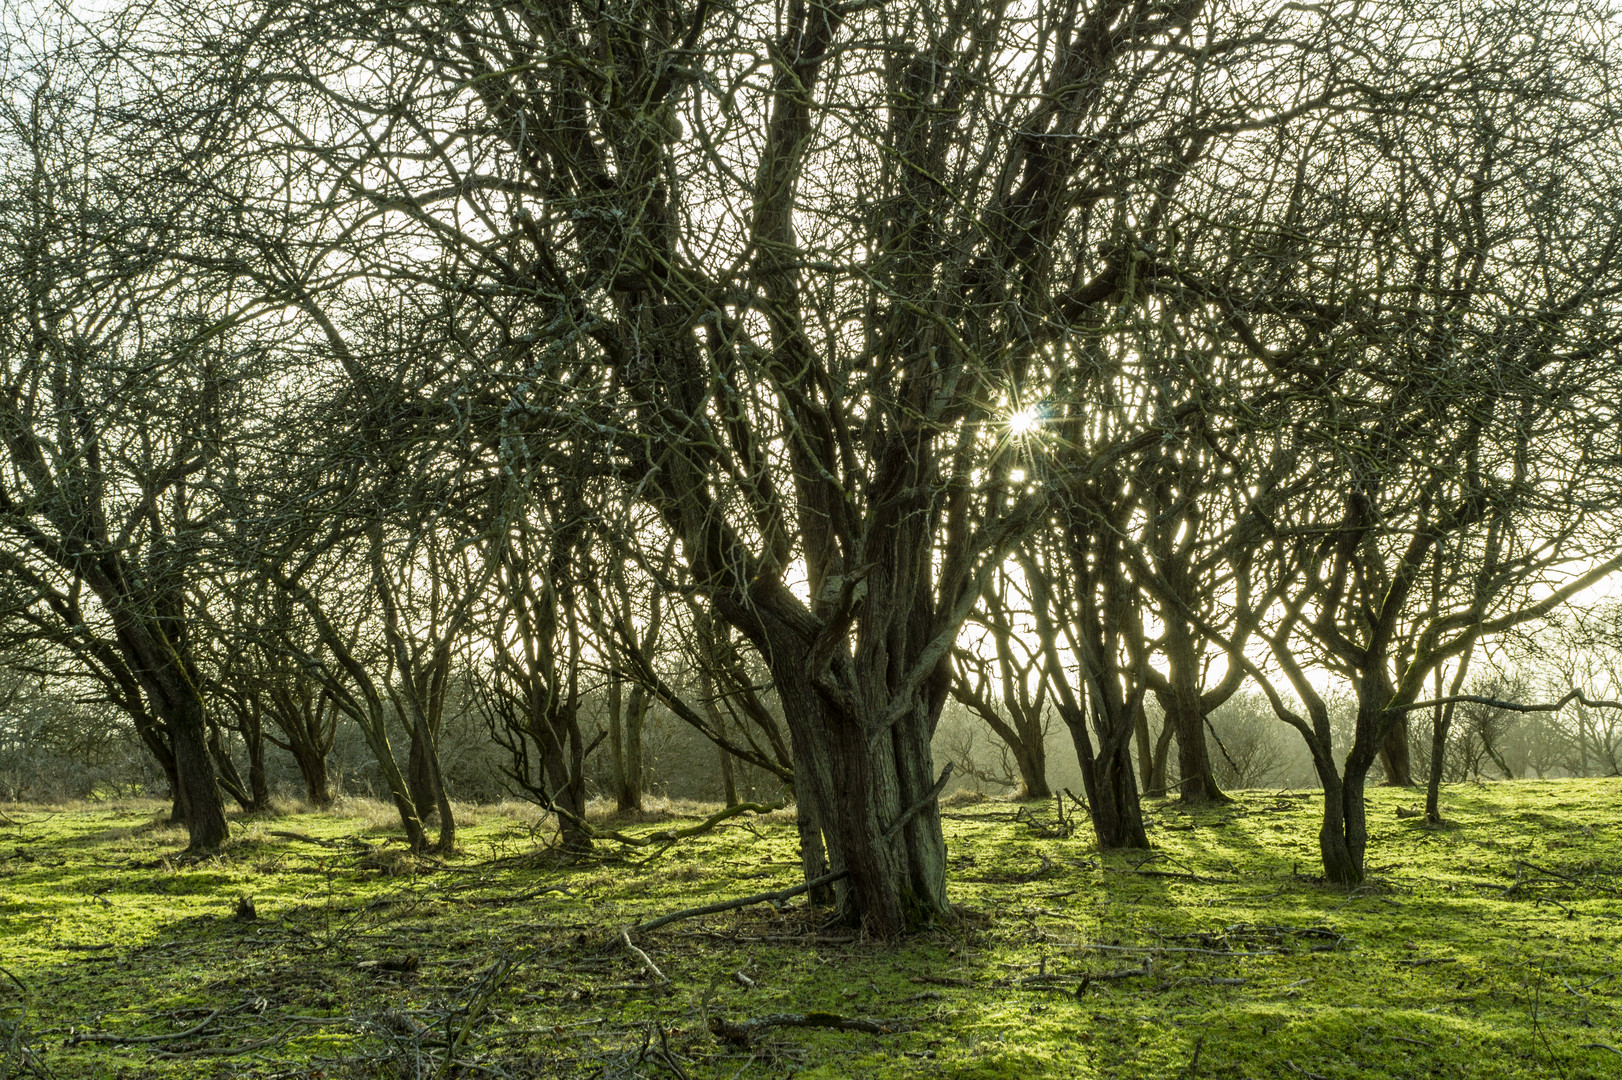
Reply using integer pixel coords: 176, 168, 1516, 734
0, 20, 258, 848
94, 0, 1622, 919
1195, 1, 1622, 881
951, 565, 1051, 800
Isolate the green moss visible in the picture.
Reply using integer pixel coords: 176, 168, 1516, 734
0, 780, 1619, 1076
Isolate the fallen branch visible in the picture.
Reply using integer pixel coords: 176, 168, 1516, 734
548, 799, 786, 864
910, 975, 974, 987
268, 831, 345, 848
1513, 860, 1621, 896
1107, 868, 1238, 884
1168, 976, 1248, 987
70, 1009, 223, 1045
1096, 965, 1154, 980
708, 1012, 911, 1046
438, 958, 518, 1078
461, 884, 574, 906
1067, 943, 1276, 958
149, 1031, 292, 1059
620, 930, 670, 985
630, 869, 850, 935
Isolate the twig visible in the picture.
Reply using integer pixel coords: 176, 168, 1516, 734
655, 1021, 692, 1080
438, 957, 517, 1078
620, 930, 670, 985
630, 869, 850, 935
1584, 1043, 1622, 1057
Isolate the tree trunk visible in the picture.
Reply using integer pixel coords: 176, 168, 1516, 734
407, 730, 439, 823
758, 634, 947, 935
167, 693, 230, 852
1317, 771, 1365, 885
781, 708, 838, 905
1314, 718, 1380, 885
1148, 719, 1174, 796
613, 682, 647, 813
210, 721, 255, 813
533, 695, 592, 852
348, 705, 429, 850
1424, 707, 1451, 824
412, 712, 456, 852
608, 676, 628, 809
792, 778, 834, 905
1161, 619, 1228, 804
1173, 702, 1228, 804
1378, 716, 1414, 786
244, 705, 270, 811
719, 745, 739, 806
1133, 700, 1154, 794
1058, 702, 1150, 849
1012, 739, 1050, 801
291, 743, 333, 808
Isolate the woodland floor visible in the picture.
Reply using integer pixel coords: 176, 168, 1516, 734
1, 779, 1619, 1079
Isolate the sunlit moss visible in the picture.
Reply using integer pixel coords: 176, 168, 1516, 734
0, 779, 1617, 1077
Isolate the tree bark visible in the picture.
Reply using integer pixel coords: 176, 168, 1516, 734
1378, 717, 1414, 786
1424, 700, 1457, 824
1148, 719, 1174, 796
1162, 628, 1229, 804
616, 682, 647, 813
407, 733, 439, 823
166, 691, 230, 851
291, 743, 333, 808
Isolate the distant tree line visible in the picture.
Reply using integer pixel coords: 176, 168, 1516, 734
2, 0, 1622, 933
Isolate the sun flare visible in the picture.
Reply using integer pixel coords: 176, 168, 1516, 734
1007, 404, 1043, 437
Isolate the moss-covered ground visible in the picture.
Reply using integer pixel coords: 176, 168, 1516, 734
1, 779, 1619, 1079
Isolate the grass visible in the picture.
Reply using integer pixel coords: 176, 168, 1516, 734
0, 779, 1619, 1078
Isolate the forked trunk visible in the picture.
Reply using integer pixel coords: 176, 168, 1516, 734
1317, 768, 1370, 885
1059, 703, 1150, 850
531, 690, 592, 852
766, 649, 949, 936
1312, 735, 1375, 885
